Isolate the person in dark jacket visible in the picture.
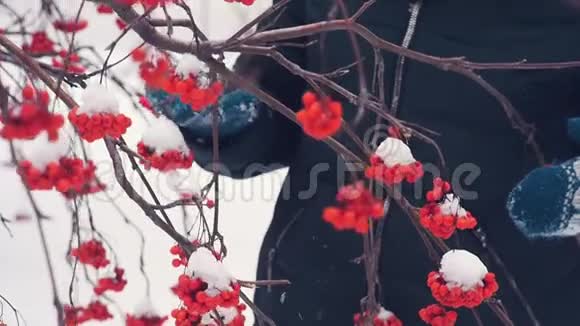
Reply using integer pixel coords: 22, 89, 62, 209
149, 0, 580, 324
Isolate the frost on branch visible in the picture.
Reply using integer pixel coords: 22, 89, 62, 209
137, 116, 193, 171
365, 137, 423, 185
69, 84, 132, 142
427, 250, 499, 308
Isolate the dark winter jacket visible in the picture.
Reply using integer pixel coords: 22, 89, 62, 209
153, 0, 580, 324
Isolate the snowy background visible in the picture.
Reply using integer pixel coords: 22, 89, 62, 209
0, 1, 284, 325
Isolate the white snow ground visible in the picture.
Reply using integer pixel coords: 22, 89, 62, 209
0, 1, 283, 325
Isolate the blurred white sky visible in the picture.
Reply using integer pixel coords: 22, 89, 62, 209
0, 1, 285, 325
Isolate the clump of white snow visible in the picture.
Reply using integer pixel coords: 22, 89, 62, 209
440, 250, 488, 290
201, 307, 239, 325
375, 137, 416, 166
376, 307, 395, 321
186, 247, 234, 294
175, 54, 208, 78
141, 117, 189, 153
79, 84, 119, 114
166, 171, 201, 198
439, 194, 468, 217
133, 299, 158, 317
18, 131, 70, 170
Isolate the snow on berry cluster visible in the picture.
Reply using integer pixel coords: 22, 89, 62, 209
354, 307, 403, 326
64, 301, 112, 325
296, 91, 343, 140
427, 250, 499, 308
17, 133, 104, 197
365, 137, 424, 185
171, 248, 245, 326
0, 85, 64, 141
165, 54, 224, 111
126, 301, 168, 326
137, 116, 194, 171
419, 178, 478, 239
23, 32, 55, 55
418, 304, 457, 326
132, 49, 223, 111
68, 84, 132, 142
322, 181, 384, 233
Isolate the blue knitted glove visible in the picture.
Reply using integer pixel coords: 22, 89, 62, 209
507, 118, 580, 238
146, 88, 261, 139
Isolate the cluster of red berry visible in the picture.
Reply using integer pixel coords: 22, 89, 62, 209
171, 304, 246, 326
426, 271, 499, 309
365, 153, 424, 185
296, 91, 343, 140
71, 240, 110, 269
52, 50, 86, 74
322, 181, 384, 233
171, 275, 241, 313
64, 301, 112, 325
137, 142, 194, 171
68, 107, 132, 142
163, 74, 224, 111
419, 178, 478, 239
96, 4, 114, 14
418, 304, 458, 326
354, 308, 403, 326
171, 274, 244, 326
18, 158, 104, 197
22, 32, 54, 55
133, 49, 172, 89
224, 0, 256, 5
132, 48, 223, 111
53, 18, 88, 33
126, 314, 168, 326
94, 267, 128, 295
169, 241, 200, 268
0, 86, 64, 141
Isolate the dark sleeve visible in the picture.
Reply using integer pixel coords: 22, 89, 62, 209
187, 0, 307, 179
